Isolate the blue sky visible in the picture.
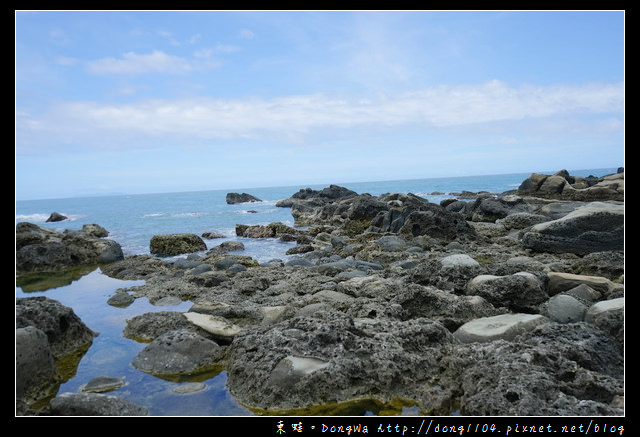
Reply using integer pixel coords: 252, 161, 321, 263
16, 10, 624, 200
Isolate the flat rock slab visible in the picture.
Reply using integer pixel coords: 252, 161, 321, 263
183, 312, 243, 341
81, 376, 126, 393
49, 392, 148, 416
547, 272, 618, 296
454, 313, 549, 343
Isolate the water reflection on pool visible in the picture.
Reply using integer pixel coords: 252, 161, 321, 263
16, 268, 252, 416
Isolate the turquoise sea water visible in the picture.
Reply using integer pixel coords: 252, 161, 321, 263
15, 168, 618, 416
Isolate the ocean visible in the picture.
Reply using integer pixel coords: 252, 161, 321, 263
15, 168, 618, 416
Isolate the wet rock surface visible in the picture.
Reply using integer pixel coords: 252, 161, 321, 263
16, 169, 624, 416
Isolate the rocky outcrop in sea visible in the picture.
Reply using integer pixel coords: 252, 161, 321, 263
15, 169, 624, 416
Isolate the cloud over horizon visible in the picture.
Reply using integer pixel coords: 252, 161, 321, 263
16, 80, 624, 155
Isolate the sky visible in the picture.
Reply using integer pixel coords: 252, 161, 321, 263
15, 10, 624, 200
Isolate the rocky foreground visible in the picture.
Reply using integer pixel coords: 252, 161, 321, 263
15, 169, 624, 416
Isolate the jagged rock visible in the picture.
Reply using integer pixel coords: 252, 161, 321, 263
49, 392, 148, 416
521, 202, 624, 254
132, 329, 224, 376
16, 222, 124, 273
150, 233, 206, 256
226, 192, 262, 204
46, 212, 68, 222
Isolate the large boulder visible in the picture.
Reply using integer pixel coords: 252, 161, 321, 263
465, 272, 548, 312
227, 311, 455, 412
16, 326, 59, 407
517, 170, 623, 201
46, 212, 68, 222
16, 297, 97, 359
131, 329, 225, 378
447, 323, 624, 416
150, 233, 207, 256
521, 202, 624, 255
16, 297, 97, 409
16, 222, 124, 273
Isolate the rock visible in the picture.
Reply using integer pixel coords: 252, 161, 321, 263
521, 202, 624, 254
226, 192, 262, 204
183, 312, 243, 342
16, 297, 96, 359
451, 322, 623, 415
81, 376, 126, 393
375, 235, 407, 251
15, 326, 58, 407
49, 392, 148, 416
470, 198, 510, 223
547, 272, 619, 297
107, 292, 135, 307
132, 329, 224, 377
236, 222, 301, 239
202, 231, 225, 239
150, 233, 207, 256
497, 212, 548, 230
207, 240, 245, 255
441, 254, 479, 269
453, 313, 550, 343
517, 170, 623, 201
542, 294, 588, 323
124, 311, 204, 342
46, 212, 68, 222
16, 222, 124, 273
585, 298, 624, 342
465, 272, 548, 312
227, 312, 454, 411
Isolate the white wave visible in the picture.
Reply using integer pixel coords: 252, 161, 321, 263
143, 213, 165, 218
15, 213, 50, 223
171, 212, 208, 217
15, 213, 83, 223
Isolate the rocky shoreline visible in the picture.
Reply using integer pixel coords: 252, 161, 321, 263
15, 169, 624, 416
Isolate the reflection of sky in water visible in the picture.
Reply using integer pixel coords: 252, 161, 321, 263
16, 268, 252, 416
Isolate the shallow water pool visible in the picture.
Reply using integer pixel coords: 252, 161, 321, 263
16, 267, 253, 416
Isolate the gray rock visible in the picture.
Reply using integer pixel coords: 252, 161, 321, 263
16, 222, 124, 273
107, 292, 135, 307
16, 297, 96, 359
521, 202, 624, 254
453, 313, 550, 343
497, 212, 548, 230
226, 192, 262, 204
46, 212, 68, 222
441, 254, 479, 269
375, 235, 407, 251
81, 376, 126, 393
227, 312, 454, 411
49, 392, 148, 416
183, 312, 243, 342
123, 311, 203, 342
585, 298, 624, 342
150, 233, 207, 256
285, 257, 315, 268
547, 272, 618, 297
15, 326, 58, 406
132, 329, 224, 376
466, 272, 548, 312
451, 322, 623, 416
542, 294, 588, 323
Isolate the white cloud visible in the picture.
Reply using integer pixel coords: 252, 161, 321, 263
16, 81, 624, 154
86, 50, 203, 75
239, 29, 254, 39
